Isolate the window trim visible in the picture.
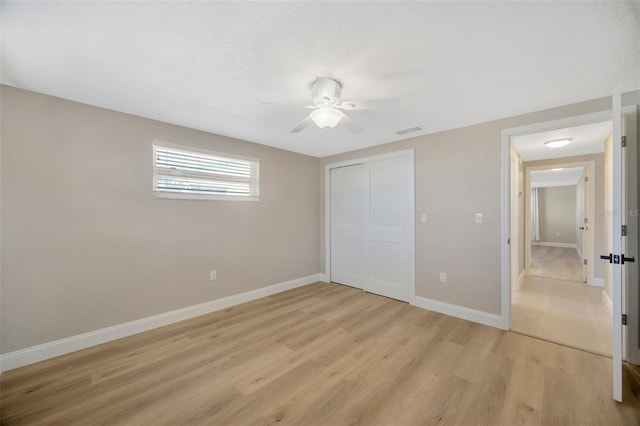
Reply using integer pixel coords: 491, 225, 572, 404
152, 141, 260, 201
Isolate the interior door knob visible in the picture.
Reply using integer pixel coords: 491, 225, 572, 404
579, 226, 585, 230
600, 254, 613, 263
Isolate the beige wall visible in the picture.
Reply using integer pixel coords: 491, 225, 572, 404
537, 186, 577, 244
1, 86, 320, 353
320, 92, 639, 315
525, 153, 605, 280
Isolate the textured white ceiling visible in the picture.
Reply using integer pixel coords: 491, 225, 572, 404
511, 120, 612, 162
2, 1, 639, 157
531, 167, 584, 188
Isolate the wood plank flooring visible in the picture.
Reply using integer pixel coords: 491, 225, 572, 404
1, 282, 639, 425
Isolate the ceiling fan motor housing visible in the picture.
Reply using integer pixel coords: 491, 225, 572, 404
312, 77, 342, 106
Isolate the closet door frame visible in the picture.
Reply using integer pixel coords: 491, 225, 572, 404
325, 149, 415, 302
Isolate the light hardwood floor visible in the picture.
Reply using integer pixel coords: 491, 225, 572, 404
512, 275, 612, 356
2, 282, 639, 425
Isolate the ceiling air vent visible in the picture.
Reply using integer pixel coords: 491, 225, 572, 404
395, 126, 423, 136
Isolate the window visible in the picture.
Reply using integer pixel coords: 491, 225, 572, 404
153, 143, 259, 200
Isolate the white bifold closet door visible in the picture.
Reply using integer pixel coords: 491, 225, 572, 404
330, 154, 412, 302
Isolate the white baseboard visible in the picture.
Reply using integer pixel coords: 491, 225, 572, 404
0, 274, 323, 372
532, 242, 578, 249
319, 272, 330, 283
590, 277, 605, 287
602, 289, 613, 313
410, 295, 503, 329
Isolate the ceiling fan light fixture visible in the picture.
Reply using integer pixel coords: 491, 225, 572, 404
545, 138, 572, 148
310, 107, 344, 129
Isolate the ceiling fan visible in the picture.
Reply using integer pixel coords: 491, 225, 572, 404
266, 77, 398, 134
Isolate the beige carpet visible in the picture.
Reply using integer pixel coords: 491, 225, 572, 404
529, 244, 584, 282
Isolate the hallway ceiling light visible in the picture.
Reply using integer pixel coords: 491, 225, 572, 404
545, 138, 572, 148
552, 168, 564, 171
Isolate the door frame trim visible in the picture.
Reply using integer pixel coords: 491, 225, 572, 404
325, 149, 416, 303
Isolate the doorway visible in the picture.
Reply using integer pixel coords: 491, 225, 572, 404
326, 150, 415, 302
508, 119, 614, 356
502, 102, 638, 402
527, 165, 593, 283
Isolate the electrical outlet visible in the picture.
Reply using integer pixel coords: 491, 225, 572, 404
210, 270, 217, 281
420, 213, 428, 223
475, 213, 483, 224
439, 272, 447, 283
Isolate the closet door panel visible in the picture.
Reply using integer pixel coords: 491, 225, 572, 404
330, 164, 366, 288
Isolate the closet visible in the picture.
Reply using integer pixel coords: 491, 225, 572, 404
329, 150, 414, 302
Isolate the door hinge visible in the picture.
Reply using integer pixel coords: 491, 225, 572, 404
622, 136, 627, 147
622, 314, 627, 325
584, 259, 588, 265
622, 225, 627, 236
585, 175, 589, 182
584, 217, 588, 224
508, 238, 510, 244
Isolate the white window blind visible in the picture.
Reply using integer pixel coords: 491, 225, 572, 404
153, 144, 259, 200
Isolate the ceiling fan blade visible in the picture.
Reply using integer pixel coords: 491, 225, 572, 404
338, 98, 400, 110
290, 117, 313, 133
341, 114, 363, 134
261, 102, 316, 109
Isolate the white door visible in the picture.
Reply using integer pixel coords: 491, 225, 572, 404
609, 91, 625, 402
330, 164, 366, 289
623, 107, 640, 367
329, 152, 414, 302
608, 95, 640, 400
364, 157, 412, 302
